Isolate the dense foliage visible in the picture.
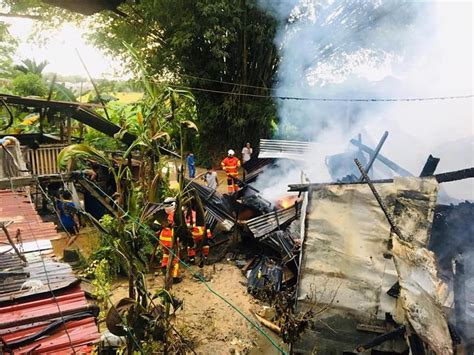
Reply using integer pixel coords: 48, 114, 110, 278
11, 72, 48, 96
0, 22, 16, 79
3, 0, 279, 160
87, 0, 279, 160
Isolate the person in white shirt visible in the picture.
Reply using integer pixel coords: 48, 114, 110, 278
203, 164, 219, 190
241, 142, 253, 164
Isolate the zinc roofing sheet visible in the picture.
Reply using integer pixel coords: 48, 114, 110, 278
0, 189, 60, 244
0, 289, 99, 354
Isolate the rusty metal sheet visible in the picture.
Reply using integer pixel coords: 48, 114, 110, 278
0, 251, 78, 303
0, 190, 62, 246
0, 289, 99, 354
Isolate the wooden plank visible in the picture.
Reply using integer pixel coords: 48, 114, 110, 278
0, 173, 75, 190
77, 179, 118, 218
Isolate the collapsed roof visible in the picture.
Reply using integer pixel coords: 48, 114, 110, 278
295, 177, 452, 354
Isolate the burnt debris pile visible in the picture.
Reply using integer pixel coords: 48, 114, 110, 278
187, 134, 474, 353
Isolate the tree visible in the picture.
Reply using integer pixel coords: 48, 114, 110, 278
0, 22, 17, 79
4, 0, 279, 159
85, 0, 280, 160
11, 72, 48, 96
14, 58, 49, 75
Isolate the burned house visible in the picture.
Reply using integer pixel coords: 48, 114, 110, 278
194, 136, 473, 354
293, 177, 450, 353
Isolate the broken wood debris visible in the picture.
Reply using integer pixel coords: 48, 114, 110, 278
242, 202, 300, 238
288, 166, 474, 192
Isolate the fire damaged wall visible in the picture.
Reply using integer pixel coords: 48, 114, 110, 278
429, 202, 474, 350
294, 177, 452, 354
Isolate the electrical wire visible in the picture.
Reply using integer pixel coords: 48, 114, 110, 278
180, 73, 277, 91
169, 84, 474, 102
81, 175, 288, 355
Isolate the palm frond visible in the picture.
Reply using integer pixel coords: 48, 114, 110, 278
57, 144, 110, 171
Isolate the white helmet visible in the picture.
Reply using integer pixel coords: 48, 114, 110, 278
164, 197, 176, 214
228, 149, 235, 156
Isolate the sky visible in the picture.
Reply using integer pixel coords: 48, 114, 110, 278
3, 17, 125, 78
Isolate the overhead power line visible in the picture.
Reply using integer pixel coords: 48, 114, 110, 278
171, 84, 474, 102
180, 73, 277, 91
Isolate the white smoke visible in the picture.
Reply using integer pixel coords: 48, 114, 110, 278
255, 0, 473, 202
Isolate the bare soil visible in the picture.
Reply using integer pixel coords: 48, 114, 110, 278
110, 262, 287, 354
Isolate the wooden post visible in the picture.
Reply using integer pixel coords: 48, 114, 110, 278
67, 116, 72, 144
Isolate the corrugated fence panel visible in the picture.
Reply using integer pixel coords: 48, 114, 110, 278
258, 139, 318, 160
24, 145, 66, 175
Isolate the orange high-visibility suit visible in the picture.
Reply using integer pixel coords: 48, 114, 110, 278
221, 156, 241, 193
187, 226, 213, 262
158, 214, 179, 278
185, 209, 213, 262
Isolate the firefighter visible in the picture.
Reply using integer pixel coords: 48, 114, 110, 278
184, 206, 213, 265
221, 149, 241, 193
158, 197, 180, 281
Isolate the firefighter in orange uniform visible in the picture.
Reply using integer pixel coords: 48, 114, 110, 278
221, 149, 241, 193
185, 207, 213, 265
158, 197, 180, 281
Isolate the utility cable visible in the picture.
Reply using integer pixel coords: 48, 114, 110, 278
169, 84, 474, 102
180, 73, 277, 91
81, 175, 288, 354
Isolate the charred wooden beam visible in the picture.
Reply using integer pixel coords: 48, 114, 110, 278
354, 325, 406, 353
355, 158, 404, 240
360, 131, 388, 181
350, 138, 413, 176
419, 155, 440, 177
288, 167, 474, 192
453, 255, 467, 341
434, 167, 474, 183
288, 179, 394, 192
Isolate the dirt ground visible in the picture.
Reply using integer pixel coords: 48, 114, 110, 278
109, 262, 287, 354
52, 159, 287, 353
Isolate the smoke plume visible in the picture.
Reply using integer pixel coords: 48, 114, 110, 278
255, 0, 473, 202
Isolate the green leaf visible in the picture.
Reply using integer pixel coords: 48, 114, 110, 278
57, 144, 110, 171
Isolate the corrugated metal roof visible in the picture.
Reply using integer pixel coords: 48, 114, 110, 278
0, 289, 99, 354
184, 180, 235, 231
242, 157, 275, 183
0, 251, 79, 303
295, 177, 450, 354
0, 190, 61, 244
243, 203, 300, 238
258, 139, 318, 160
0, 188, 99, 353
